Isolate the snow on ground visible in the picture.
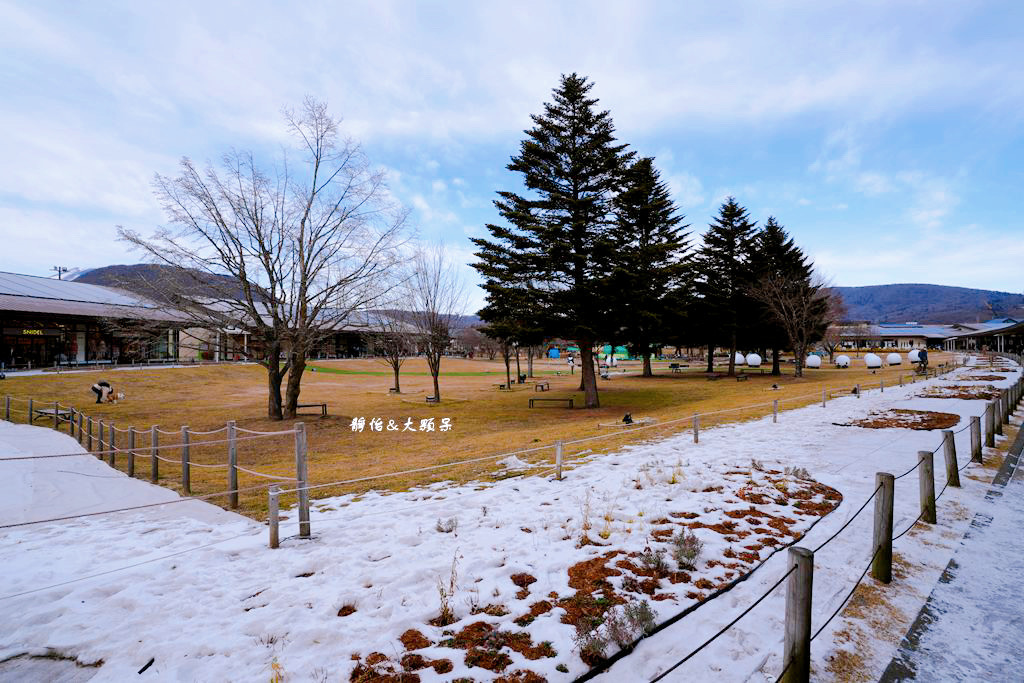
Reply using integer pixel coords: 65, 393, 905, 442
0, 359, 1020, 682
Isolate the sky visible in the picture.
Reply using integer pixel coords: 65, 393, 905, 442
2, 0, 1023, 313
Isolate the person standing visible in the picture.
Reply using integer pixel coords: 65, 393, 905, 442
567, 354, 575, 374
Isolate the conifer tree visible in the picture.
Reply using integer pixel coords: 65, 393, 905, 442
608, 157, 690, 376
749, 217, 803, 375
695, 198, 758, 376
471, 73, 633, 408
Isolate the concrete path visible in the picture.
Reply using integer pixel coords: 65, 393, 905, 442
881, 419, 1024, 681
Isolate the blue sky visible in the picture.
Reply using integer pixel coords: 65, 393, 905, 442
2, 1, 1022, 313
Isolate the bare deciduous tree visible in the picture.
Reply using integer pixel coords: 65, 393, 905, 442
363, 310, 417, 394
120, 97, 409, 419
407, 247, 468, 401
749, 271, 830, 378
819, 288, 848, 362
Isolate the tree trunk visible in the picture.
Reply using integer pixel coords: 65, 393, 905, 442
727, 329, 737, 376
264, 344, 284, 420
428, 352, 442, 400
503, 347, 511, 387
392, 362, 401, 393
642, 351, 653, 377
283, 352, 306, 419
706, 343, 715, 373
771, 347, 781, 376
515, 347, 521, 381
794, 343, 805, 378
579, 342, 599, 408
527, 347, 534, 378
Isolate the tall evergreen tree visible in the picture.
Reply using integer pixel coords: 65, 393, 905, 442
750, 217, 802, 375
471, 73, 633, 408
608, 157, 690, 376
695, 198, 758, 376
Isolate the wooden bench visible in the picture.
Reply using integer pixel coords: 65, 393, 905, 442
668, 363, 689, 373
736, 374, 749, 382
534, 381, 550, 392
529, 397, 573, 409
706, 374, 724, 381
296, 402, 328, 416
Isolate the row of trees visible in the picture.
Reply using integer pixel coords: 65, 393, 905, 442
472, 74, 839, 409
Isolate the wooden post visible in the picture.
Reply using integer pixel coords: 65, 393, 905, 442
880, 378, 884, 392
150, 426, 159, 483
86, 416, 93, 451
782, 546, 814, 683
942, 430, 960, 488
1002, 390, 1010, 425
970, 415, 982, 463
294, 422, 310, 538
228, 420, 238, 509
268, 484, 280, 549
28, 398, 34, 425
985, 401, 996, 448
773, 399, 779, 423
821, 389, 826, 408
128, 428, 136, 477
918, 450, 936, 524
97, 419, 105, 455
555, 440, 563, 480
872, 472, 895, 584
52, 401, 59, 430
3, 396, 9, 421
855, 383, 860, 398
78, 412, 84, 443
69, 407, 76, 436
181, 426, 191, 494
899, 373, 903, 387
108, 423, 116, 467
995, 395, 1004, 436
693, 414, 699, 443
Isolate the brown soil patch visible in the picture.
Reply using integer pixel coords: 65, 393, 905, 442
444, 621, 556, 673
337, 604, 357, 617
514, 600, 553, 627
968, 374, 1010, 381
496, 671, 548, 683
843, 409, 960, 430
350, 652, 422, 682
398, 654, 453, 675
473, 604, 511, 617
918, 384, 1002, 400
399, 629, 431, 651
511, 572, 537, 599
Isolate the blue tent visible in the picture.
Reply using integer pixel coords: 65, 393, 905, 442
548, 348, 560, 359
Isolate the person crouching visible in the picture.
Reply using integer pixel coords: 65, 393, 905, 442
91, 380, 113, 404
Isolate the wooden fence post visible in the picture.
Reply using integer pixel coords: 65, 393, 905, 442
1002, 390, 1011, 425
872, 472, 895, 584
294, 422, 310, 538
228, 420, 238, 509
995, 395, 1004, 436
268, 484, 280, 549
108, 423, 116, 467
150, 426, 159, 483
28, 398, 34, 425
181, 426, 191, 494
899, 374, 903, 387
78, 412, 84, 444
693, 414, 699, 443
69, 407, 76, 436
3, 396, 9, 421
985, 401, 996, 448
52, 401, 59, 430
555, 440, 563, 480
918, 450, 937, 524
880, 378, 884, 392
855, 383, 860, 398
970, 415, 982, 463
821, 389, 826, 408
86, 416, 93, 451
97, 419, 104, 455
782, 546, 814, 683
128, 428, 136, 477
942, 430, 960, 488
773, 399, 779, 423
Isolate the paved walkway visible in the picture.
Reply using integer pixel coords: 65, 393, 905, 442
881, 420, 1024, 681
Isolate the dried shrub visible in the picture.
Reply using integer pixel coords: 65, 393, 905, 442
671, 529, 703, 571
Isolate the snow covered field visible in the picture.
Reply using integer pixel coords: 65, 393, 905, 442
1, 359, 1020, 681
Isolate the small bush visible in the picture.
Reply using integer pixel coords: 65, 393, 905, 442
639, 547, 669, 575
436, 517, 458, 533
671, 529, 703, 571
623, 599, 656, 635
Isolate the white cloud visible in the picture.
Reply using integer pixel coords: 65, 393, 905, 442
431, 179, 447, 193
665, 172, 705, 210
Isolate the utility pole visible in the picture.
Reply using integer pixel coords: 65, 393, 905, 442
52, 266, 68, 280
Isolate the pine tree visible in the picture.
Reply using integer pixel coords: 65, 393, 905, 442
695, 198, 758, 376
608, 157, 691, 376
749, 217, 804, 375
471, 74, 633, 408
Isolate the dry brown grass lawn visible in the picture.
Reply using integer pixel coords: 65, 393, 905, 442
1, 353, 955, 517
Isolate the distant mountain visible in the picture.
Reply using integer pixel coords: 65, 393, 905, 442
834, 284, 1024, 323
74, 264, 246, 303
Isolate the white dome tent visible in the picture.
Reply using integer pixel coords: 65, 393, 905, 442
864, 353, 882, 369
887, 353, 902, 366
734, 352, 746, 366
835, 355, 851, 368
745, 353, 762, 368
805, 355, 822, 369
908, 349, 921, 362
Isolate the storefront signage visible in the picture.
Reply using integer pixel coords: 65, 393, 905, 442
22, 329, 44, 335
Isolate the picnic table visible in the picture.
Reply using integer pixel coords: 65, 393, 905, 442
529, 397, 573, 409
534, 381, 550, 392
296, 402, 328, 416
